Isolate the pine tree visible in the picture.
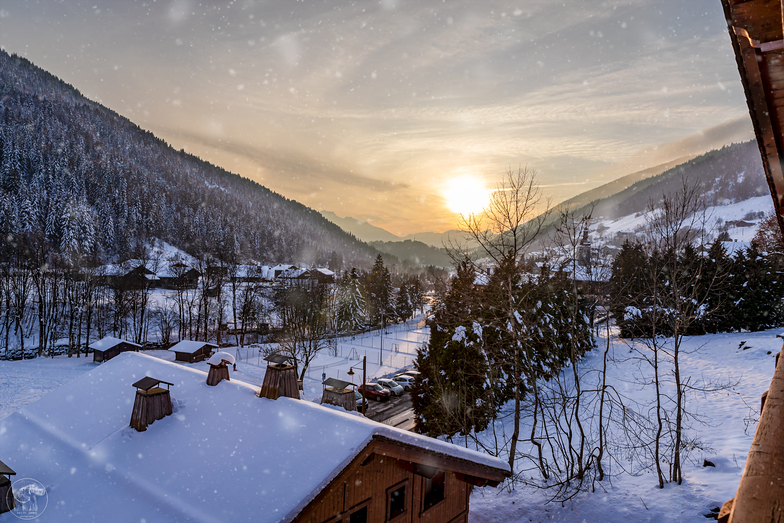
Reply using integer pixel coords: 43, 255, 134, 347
335, 269, 368, 332
413, 261, 495, 437
364, 254, 392, 327
609, 239, 651, 337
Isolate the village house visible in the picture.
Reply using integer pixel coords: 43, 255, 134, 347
0, 353, 509, 521
89, 336, 141, 363
168, 340, 218, 363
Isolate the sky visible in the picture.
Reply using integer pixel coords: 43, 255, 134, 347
0, 0, 755, 235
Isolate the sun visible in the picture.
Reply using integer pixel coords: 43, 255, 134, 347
443, 175, 490, 215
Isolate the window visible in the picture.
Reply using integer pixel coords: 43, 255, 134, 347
386, 480, 408, 521
349, 506, 367, 523
423, 471, 445, 511
321, 501, 369, 523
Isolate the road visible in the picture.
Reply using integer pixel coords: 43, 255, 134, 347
362, 391, 416, 432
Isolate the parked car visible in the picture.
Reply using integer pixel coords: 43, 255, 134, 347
377, 378, 405, 396
354, 390, 368, 410
401, 370, 421, 378
358, 383, 392, 402
393, 374, 416, 391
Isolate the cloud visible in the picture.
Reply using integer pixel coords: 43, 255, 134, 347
161, 127, 408, 193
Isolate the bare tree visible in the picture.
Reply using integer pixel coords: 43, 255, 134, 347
275, 280, 332, 381
453, 166, 552, 474
619, 177, 727, 487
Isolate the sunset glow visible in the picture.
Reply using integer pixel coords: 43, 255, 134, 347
444, 176, 490, 216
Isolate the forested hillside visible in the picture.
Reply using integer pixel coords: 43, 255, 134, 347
0, 51, 377, 267
580, 140, 768, 221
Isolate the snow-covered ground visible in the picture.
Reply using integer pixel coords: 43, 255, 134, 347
593, 195, 773, 244
1, 324, 780, 521
469, 328, 781, 523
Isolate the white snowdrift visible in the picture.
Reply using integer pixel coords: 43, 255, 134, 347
207, 351, 235, 365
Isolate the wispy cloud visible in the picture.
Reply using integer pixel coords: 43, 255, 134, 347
0, 0, 751, 234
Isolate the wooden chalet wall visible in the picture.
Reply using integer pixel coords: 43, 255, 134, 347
720, 1, 784, 521
293, 437, 506, 523
173, 346, 212, 363
721, 0, 784, 234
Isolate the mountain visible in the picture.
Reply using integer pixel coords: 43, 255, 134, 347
369, 239, 452, 268
0, 51, 378, 268
566, 140, 772, 249
555, 155, 696, 213
319, 211, 402, 243
319, 210, 474, 249
578, 140, 767, 223
400, 230, 473, 249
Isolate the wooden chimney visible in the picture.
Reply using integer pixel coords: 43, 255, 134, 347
206, 352, 235, 386
258, 353, 300, 400
129, 377, 174, 432
320, 377, 357, 412
0, 459, 15, 515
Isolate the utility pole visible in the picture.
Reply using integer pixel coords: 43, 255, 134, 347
380, 314, 384, 366
362, 355, 367, 416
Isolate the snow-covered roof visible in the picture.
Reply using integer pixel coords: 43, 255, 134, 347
0, 353, 508, 522
208, 351, 235, 365
721, 240, 752, 256
168, 340, 218, 354
280, 268, 308, 279
88, 336, 141, 351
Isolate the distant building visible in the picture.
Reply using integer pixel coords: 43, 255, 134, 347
90, 337, 141, 363
168, 340, 218, 363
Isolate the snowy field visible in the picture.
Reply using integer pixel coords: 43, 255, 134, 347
0, 324, 780, 521
0, 318, 429, 421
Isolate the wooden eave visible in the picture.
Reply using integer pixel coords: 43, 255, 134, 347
369, 435, 509, 485
289, 433, 509, 522
722, 0, 784, 233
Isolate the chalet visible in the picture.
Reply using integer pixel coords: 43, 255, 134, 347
273, 264, 298, 278
717, 2, 784, 520
97, 259, 200, 290
277, 267, 336, 285
156, 262, 200, 290
308, 267, 335, 284
0, 459, 14, 515
233, 264, 269, 283
90, 336, 141, 363
278, 267, 308, 280
168, 340, 218, 363
0, 353, 510, 521
110, 264, 158, 290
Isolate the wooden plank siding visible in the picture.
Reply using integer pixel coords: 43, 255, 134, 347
720, 2, 784, 521
293, 437, 506, 523
722, 0, 784, 234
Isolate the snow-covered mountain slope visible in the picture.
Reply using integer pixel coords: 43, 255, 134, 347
592, 195, 773, 246
0, 50, 378, 267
